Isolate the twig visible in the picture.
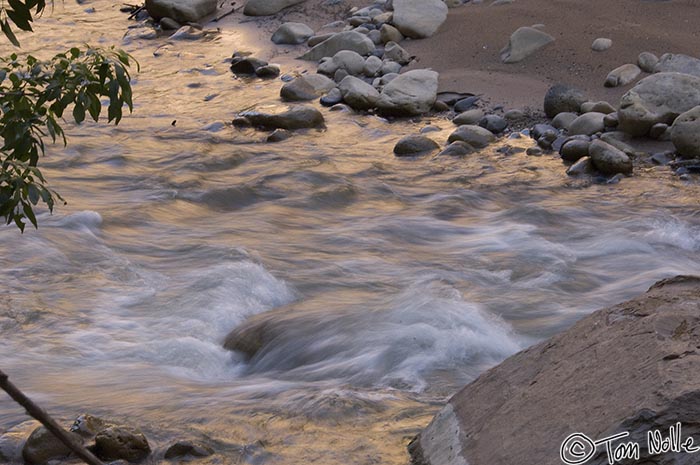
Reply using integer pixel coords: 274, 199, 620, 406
0, 369, 104, 465
128, 5, 145, 20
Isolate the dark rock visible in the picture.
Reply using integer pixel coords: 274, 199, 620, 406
530, 123, 558, 141
230, 56, 268, 75
478, 115, 507, 134
543, 83, 586, 118
559, 139, 591, 162
320, 87, 343, 106
453, 96, 480, 112
94, 426, 151, 463
266, 129, 292, 142
393, 135, 440, 156
241, 106, 325, 130
437, 141, 475, 156
164, 441, 214, 459
145, 0, 216, 23
448, 125, 495, 148
255, 64, 280, 78
589, 139, 633, 175
159, 17, 181, 30
566, 156, 594, 176
22, 426, 80, 465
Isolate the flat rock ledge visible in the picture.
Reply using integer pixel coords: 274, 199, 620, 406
409, 275, 700, 465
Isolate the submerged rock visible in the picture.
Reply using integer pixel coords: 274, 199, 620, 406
145, 0, 216, 23
448, 125, 495, 148
22, 426, 80, 465
410, 276, 700, 465
94, 426, 151, 463
164, 441, 214, 459
393, 135, 440, 156
243, 0, 306, 16
241, 106, 325, 130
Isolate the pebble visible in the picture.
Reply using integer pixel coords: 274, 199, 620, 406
591, 38, 612, 52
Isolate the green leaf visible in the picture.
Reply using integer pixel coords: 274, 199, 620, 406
72, 101, 85, 123
22, 202, 37, 228
27, 183, 39, 204
1, 20, 20, 47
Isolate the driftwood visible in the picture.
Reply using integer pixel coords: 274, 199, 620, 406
0, 369, 104, 465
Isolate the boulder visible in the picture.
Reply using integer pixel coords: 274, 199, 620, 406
568, 112, 606, 136
565, 156, 594, 176
364, 55, 383, 77
383, 41, 412, 66
500, 27, 554, 64
318, 50, 366, 76
409, 276, 700, 465
671, 105, 700, 159
376, 69, 439, 116
559, 139, 591, 162
271, 22, 314, 45
243, 0, 305, 16
551, 112, 577, 130
618, 72, 700, 136
94, 426, 151, 463
280, 75, 335, 101
543, 84, 586, 118
379, 24, 404, 44
393, 135, 440, 156
447, 125, 495, 148
241, 106, 325, 130
637, 52, 659, 73
604, 63, 641, 88
478, 115, 507, 134
588, 139, 633, 175
300, 31, 374, 62
22, 426, 81, 465
339, 76, 380, 110
438, 141, 475, 157
230, 56, 268, 75
453, 109, 484, 126
391, 0, 447, 39
654, 53, 700, 77
164, 441, 214, 459
580, 101, 615, 114
145, 0, 216, 22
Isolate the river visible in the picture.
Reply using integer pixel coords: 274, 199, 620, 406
1, 2, 700, 464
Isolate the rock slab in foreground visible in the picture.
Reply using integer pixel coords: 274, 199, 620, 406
391, 0, 448, 39
410, 275, 700, 465
145, 0, 217, 23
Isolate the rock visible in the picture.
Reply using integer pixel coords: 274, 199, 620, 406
318, 50, 366, 76
580, 101, 615, 114
591, 37, 612, 52
364, 55, 383, 76
333, 69, 349, 83
637, 51, 659, 73
230, 56, 268, 75
255, 64, 281, 78
588, 139, 633, 175
379, 60, 403, 76
383, 41, 412, 65
393, 135, 440, 156
159, 17, 180, 30
241, 106, 325, 130
379, 24, 403, 44
453, 96, 480, 113
410, 276, 700, 465
94, 426, 151, 463
339, 75, 380, 110
568, 112, 606, 136
282, 75, 334, 102
526, 146, 543, 156
438, 141, 475, 156
566, 156, 594, 176
145, 0, 216, 23
300, 31, 374, 61
453, 108, 484, 125
22, 426, 80, 465
373, 11, 393, 26
307, 33, 334, 47
551, 112, 577, 130
271, 22, 314, 44
530, 123, 558, 141
604, 63, 641, 88
266, 129, 292, 142
478, 114, 507, 134
164, 441, 214, 459
654, 53, 700, 77
618, 72, 700, 137
649, 122, 669, 141
243, 0, 305, 16
320, 87, 342, 106
433, 100, 450, 112
500, 26, 554, 64
503, 109, 525, 121
559, 139, 591, 162
391, 0, 447, 39
543, 84, 586, 118
448, 125, 495, 148
376, 69, 439, 116
671, 105, 700, 158
367, 29, 382, 45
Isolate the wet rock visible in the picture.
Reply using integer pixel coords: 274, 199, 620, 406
164, 441, 214, 459
637, 51, 659, 73
654, 53, 700, 77
22, 426, 81, 465
526, 146, 543, 156
591, 37, 612, 52
671, 105, 700, 159
266, 129, 292, 142
94, 426, 151, 463
530, 123, 558, 141
243, 0, 305, 16
318, 50, 366, 76
339, 75, 380, 110
453, 109, 484, 125
604, 63, 641, 88
478, 115, 507, 134
448, 125, 495, 148
543, 84, 586, 118
568, 112, 606, 136
566, 156, 594, 176
241, 106, 325, 130
159, 17, 180, 30
559, 139, 591, 162
320, 87, 342, 106
500, 26, 554, 64
271, 22, 314, 44
410, 276, 700, 465
300, 31, 374, 61
392, 0, 447, 39
383, 41, 412, 66
588, 139, 632, 175
453, 96, 480, 113
433, 100, 450, 112
376, 69, 439, 116
393, 135, 440, 156
618, 72, 700, 136
438, 141, 475, 156
551, 112, 577, 131
379, 24, 403, 44
230, 55, 268, 75
145, 0, 216, 23
255, 64, 280, 78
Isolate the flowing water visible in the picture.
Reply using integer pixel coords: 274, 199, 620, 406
1, 2, 700, 464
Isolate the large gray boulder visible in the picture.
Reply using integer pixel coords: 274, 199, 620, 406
391, 0, 447, 39
145, 0, 217, 23
243, 0, 305, 16
241, 106, 325, 130
618, 72, 700, 137
500, 26, 554, 64
410, 276, 700, 465
339, 76, 380, 110
271, 22, 314, 45
654, 53, 700, 77
671, 105, 700, 159
376, 69, 439, 116
300, 31, 375, 62
280, 74, 335, 101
